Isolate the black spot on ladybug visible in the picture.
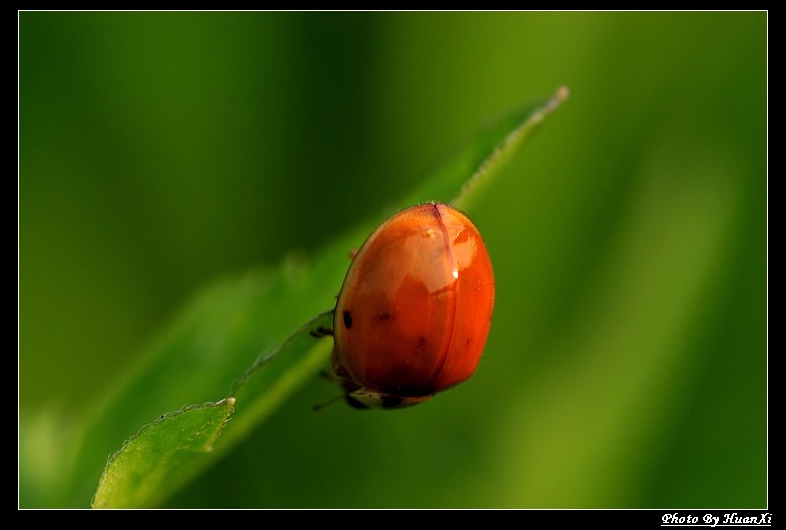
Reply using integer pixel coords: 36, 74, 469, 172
343, 310, 353, 329
418, 336, 427, 347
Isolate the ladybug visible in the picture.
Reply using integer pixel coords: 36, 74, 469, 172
331, 202, 495, 409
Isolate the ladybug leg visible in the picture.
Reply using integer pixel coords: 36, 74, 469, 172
318, 368, 339, 383
312, 394, 347, 412
313, 366, 354, 412
309, 326, 333, 338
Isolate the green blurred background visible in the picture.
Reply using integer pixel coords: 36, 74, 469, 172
19, 11, 766, 508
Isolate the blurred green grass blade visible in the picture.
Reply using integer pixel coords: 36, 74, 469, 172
92, 398, 235, 509
19, 404, 81, 508
29, 87, 568, 509
489, 149, 742, 507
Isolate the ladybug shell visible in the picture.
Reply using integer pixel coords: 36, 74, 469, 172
332, 202, 494, 409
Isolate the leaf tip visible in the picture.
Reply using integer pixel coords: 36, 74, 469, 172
556, 85, 570, 103
532, 85, 570, 125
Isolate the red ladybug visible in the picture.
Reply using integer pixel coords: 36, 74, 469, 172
331, 202, 495, 409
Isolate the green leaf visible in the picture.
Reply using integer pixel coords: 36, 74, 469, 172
32, 87, 568, 509
92, 399, 235, 509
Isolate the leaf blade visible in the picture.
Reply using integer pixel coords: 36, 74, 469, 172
60, 87, 569, 508
91, 398, 235, 509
